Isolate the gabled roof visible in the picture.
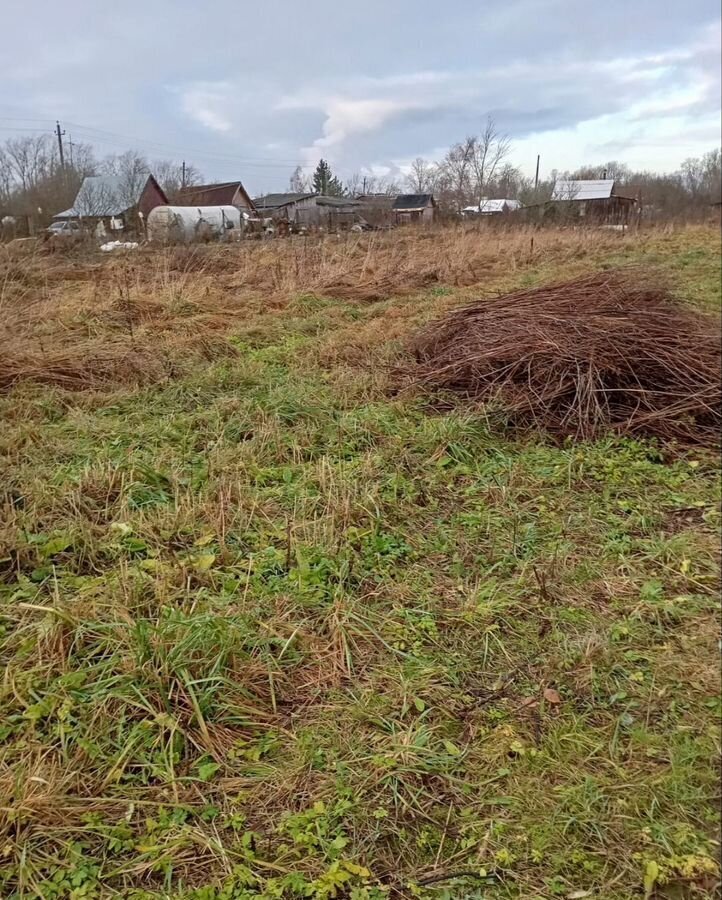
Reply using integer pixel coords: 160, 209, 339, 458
356, 193, 395, 207
54, 174, 166, 218
55, 174, 157, 218
551, 179, 615, 201
393, 194, 435, 211
315, 196, 359, 208
177, 181, 254, 208
253, 192, 316, 208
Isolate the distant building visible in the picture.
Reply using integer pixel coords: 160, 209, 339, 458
550, 179, 638, 224
53, 174, 167, 232
392, 194, 436, 224
252, 192, 315, 219
462, 199, 522, 216
177, 181, 255, 214
355, 193, 396, 228
253, 193, 360, 228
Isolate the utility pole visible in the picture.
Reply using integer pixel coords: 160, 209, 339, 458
67, 135, 75, 169
534, 154, 540, 191
181, 160, 186, 189
55, 121, 66, 169
362, 175, 367, 195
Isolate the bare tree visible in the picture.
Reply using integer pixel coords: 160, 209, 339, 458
494, 163, 526, 198
0, 134, 98, 220
345, 172, 364, 196
3, 135, 58, 193
680, 149, 721, 203
405, 157, 436, 193
347, 171, 401, 196
289, 165, 311, 193
100, 150, 150, 208
0, 147, 13, 207
376, 176, 401, 196
568, 160, 632, 183
67, 141, 97, 179
518, 174, 554, 207
154, 159, 203, 199
438, 137, 475, 212
469, 118, 511, 209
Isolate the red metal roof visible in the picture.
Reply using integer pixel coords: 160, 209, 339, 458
177, 182, 255, 209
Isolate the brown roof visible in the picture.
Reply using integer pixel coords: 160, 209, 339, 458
177, 181, 255, 209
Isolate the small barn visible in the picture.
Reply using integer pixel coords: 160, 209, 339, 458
177, 181, 255, 214
253, 193, 360, 229
53, 174, 167, 234
392, 194, 436, 224
550, 179, 637, 224
253, 192, 315, 220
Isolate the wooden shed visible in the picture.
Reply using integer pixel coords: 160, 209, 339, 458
253, 193, 360, 229
392, 194, 437, 224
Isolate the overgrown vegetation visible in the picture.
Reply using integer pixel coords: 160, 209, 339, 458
0, 225, 720, 899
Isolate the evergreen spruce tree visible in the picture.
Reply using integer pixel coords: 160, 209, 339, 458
312, 159, 345, 196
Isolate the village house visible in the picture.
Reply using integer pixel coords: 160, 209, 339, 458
549, 179, 638, 224
392, 194, 437, 224
176, 181, 255, 214
53, 174, 167, 234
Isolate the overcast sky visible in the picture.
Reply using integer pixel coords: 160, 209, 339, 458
1, 0, 719, 192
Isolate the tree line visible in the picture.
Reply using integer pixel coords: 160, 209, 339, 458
2, 124, 720, 227
289, 160, 402, 198
402, 140, 721, 216
0, 134, 202, 225
297, 119, 721, 217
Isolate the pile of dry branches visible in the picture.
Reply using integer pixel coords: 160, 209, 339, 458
409, 269, 721, 445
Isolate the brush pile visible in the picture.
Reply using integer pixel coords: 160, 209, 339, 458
410, 269, 721, 445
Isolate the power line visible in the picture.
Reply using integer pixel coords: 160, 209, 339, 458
62, 121, 315, 167
0, 115, 316, 169
76, 134, 313, 170
0, 126, 54, 134
0, 116, 56, 124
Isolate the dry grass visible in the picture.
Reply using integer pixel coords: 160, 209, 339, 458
1, 225, 640, 392
407, 268, 722, 445
0, 223, 719, 899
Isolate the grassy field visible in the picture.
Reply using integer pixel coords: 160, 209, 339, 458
0, 225, 720, 899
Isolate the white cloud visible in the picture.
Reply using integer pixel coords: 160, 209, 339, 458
277, 92, 430, 163
180, 82, 233, 133
314, 98, 421, 148
272, 24, 720, 175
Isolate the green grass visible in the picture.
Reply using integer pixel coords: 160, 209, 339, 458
0, 227, 720, 899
